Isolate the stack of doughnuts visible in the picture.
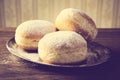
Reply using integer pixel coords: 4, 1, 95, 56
15, 8, 98, 64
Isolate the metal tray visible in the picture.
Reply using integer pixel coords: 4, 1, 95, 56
6, 37, 110, 68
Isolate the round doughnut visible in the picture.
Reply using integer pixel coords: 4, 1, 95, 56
38, 31, 88, 64
15, 20, 56, 50
55, 8, 98, 41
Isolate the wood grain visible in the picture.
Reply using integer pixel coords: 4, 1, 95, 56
101, 0, 114, 28
0, 0, 5, 27
86, 0, 97, 25
4, 0, 17, 27
117, 0, 120, 27
0, 28, 120, 80
0, 0, 120, 28
21, 0, 34, 22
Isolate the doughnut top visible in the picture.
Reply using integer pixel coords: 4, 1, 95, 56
16, 20, 56, 38
38, 31, 88, 64
39, 31, 87, 51
55, 8, 98, 41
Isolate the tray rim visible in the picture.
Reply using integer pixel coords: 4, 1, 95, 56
6, 37, 111, 68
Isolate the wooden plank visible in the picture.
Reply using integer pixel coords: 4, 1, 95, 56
81, 0, 87, 12
4, 0, 17, 27
21, 0, 33, 22
96, 0, 103, 28
15, 0, 22, 26
0, 0, 120, 28
32, 0, 38, 19
117, 0, 120, 27
86, 0, 97, 27
69, 0, 81, 9
0, 28, 120, 80
48, 0, 54, 22
101, 0, 114, 28
37, 0, 50, 21
0, 0, 5, 27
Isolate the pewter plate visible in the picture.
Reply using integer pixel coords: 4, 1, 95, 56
6, 37, 111, 68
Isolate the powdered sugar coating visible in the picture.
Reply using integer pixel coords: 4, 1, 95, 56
38, 31, 88, 64
15, 20, 56, 49
16, 20, 56, 37
55, 8, 97, 41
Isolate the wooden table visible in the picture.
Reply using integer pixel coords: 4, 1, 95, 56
0, 28, 120, 80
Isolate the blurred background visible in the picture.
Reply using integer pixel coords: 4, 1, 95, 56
0, 0, 119, 28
